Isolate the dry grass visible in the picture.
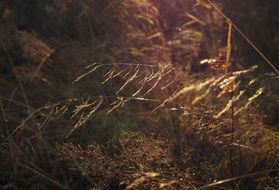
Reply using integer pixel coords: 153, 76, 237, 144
54, 132, 197, 189
0, 0, 278, 190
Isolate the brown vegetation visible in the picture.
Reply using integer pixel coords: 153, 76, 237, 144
0, 0, 278, 189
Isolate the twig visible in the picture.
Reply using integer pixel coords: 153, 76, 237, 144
207, 0, 279, 75
198, 168, 279, 189
224, 20, 236, 181
20, 162, 66, 189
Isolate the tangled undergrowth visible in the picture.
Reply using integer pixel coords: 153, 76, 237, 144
54, 124, 279, 190
54, 132, 194, 190
0, 0, 279, 190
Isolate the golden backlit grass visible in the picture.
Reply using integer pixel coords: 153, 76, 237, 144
0, 0, 278, 189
